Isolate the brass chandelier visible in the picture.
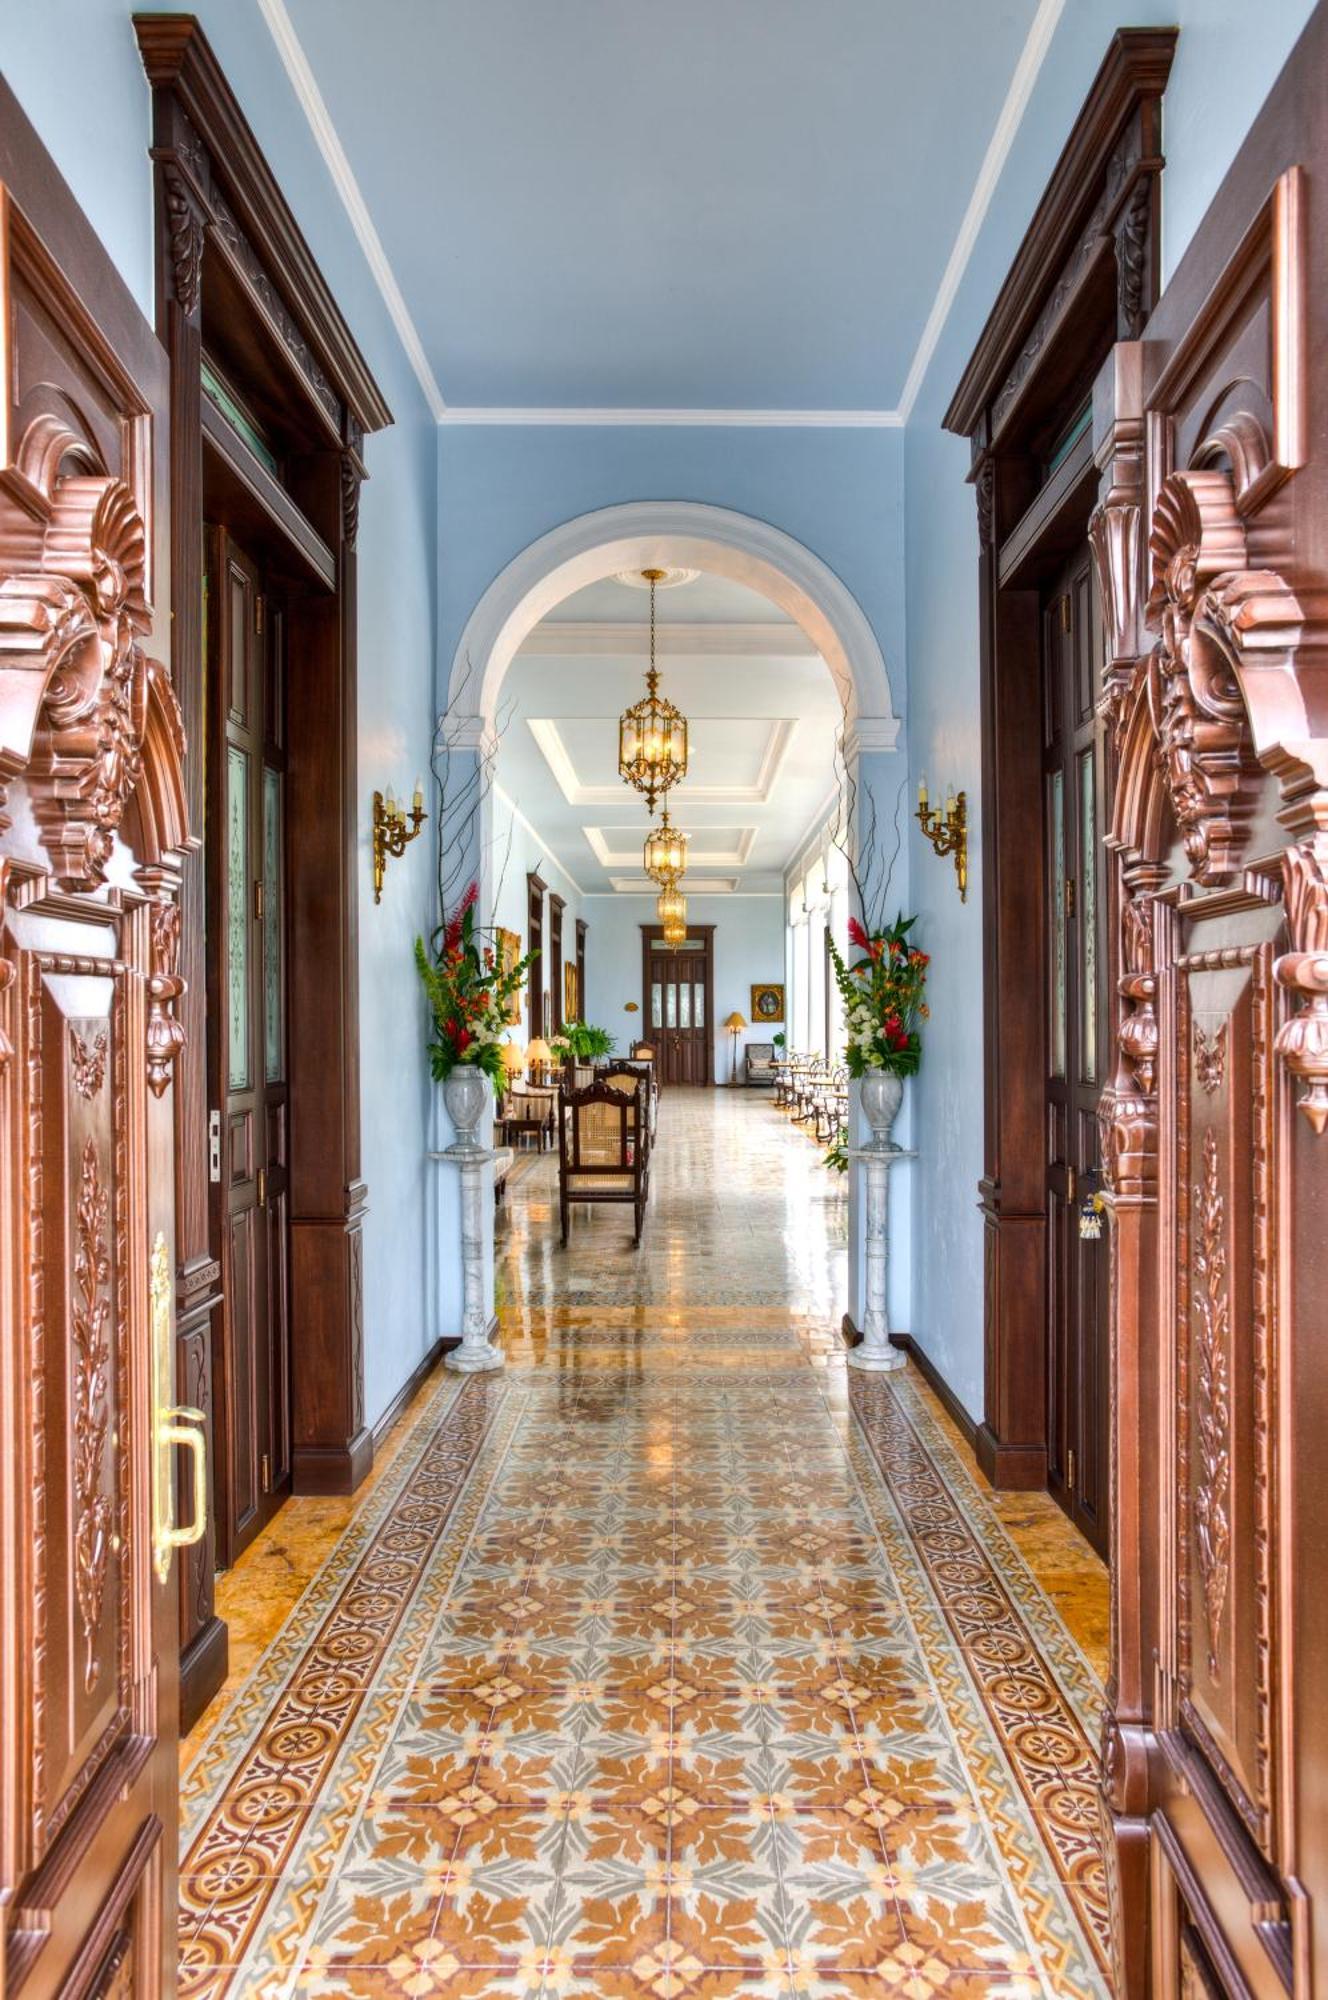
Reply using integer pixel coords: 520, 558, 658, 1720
618, 568, 689, 810
657, 883, 687, 928
644, 805, 688, 886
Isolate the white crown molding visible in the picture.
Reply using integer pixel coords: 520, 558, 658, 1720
262, 0, 1060, 438
584, 826, 758, 870
439, 407, 903, 428
255, 0, 448, 421
527, 716, 798, 807
896, 0, 1067, 420
492, 785, 584, 896
518, 621, 816, 659
608, 874, 745, 895
842, 715, 904, 759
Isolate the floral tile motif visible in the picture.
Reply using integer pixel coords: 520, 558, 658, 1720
179, 1091, 1109, 1997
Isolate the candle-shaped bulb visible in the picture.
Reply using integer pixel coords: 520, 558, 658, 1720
946, 783, 955, 807
918, 773, 928, 808
412, 775, 424, 814
384, 784, 396, 813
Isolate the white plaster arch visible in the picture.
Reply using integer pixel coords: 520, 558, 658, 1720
446, 500, 900, 740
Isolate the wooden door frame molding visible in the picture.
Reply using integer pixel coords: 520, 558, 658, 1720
134, 15, 392, 1728
943, 28, 1175, 1494
640, 924, 716, 1086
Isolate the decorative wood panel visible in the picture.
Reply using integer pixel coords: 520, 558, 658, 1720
0, 75, 189, 1996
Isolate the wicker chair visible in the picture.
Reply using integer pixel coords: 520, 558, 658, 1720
598, 1063, 657, 1151
558, 1081, 649, 1246
497, 1080, 557, 1151
744, 1041, 778, 1087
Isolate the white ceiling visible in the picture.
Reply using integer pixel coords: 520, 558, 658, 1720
495, 572, 841, 896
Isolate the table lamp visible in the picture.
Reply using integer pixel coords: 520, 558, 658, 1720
724, 1011, 747, 1088
500, 1040, 526, 1085
525, 1036, 553, 1084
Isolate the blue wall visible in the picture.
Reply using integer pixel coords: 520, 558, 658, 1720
0, 0, 441, 1430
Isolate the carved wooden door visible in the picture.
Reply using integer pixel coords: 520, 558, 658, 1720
207, 530, 291, 1562
0, 163, 191, 1995
1042, 548, 1109, 1556
649, 940, 710, 1085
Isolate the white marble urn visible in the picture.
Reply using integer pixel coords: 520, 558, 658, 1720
443, 1061, 488, 1155
860, 1068, 903, 1152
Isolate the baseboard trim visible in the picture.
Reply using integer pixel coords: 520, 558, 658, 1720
841, 1315, 979, 1454
179, 1612, 229, 1735
370, 1335, 461, 1450
292, 1425, 373, 1497
975, 1422, 1048, 1491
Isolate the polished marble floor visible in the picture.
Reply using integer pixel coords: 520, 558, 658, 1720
182, 1087, 1110, 1997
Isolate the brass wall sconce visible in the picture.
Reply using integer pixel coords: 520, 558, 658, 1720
372, 779, 426, 903
916, 775, 968, 902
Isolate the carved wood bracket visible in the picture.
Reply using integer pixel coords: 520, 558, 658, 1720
1274, 830, 1328, 1132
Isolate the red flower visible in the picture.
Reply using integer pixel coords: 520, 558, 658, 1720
442, 881, 479, 957
847, 916, 871, 952
455, 1025, 472, 1052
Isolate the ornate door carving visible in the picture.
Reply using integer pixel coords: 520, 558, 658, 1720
0, 136, 190, 1996
1096, 121, 1328, 1996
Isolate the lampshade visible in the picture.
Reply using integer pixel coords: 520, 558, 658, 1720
500, 1041, 526, 1075
525, 1037, 553, 1065
644, 807, 688, 885
724, 1011, 748, 1031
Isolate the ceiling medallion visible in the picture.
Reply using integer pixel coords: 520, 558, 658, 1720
614, 566, 698, 591
644, 806, 688, 886
618, 568, 689, 811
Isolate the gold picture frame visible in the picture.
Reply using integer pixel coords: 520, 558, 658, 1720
496, 927, 523, 1024
564, 962, 580, 1025
750, 983, 785, 1024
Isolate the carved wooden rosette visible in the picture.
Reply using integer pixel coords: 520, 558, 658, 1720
1143, 469, 1258, 887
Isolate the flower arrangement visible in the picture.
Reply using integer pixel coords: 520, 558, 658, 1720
415, 884, 536, 1086
829, 913, 929, 1078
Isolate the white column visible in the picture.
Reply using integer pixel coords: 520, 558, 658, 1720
846, 1145, 915, 1371
430, 1140, 506, 1371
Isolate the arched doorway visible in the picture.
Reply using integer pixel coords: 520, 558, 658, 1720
433, 501, 906, 1353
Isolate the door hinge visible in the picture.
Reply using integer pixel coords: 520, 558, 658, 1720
254, 878, 265, 921
208, 1110, 222, 1184
1067, 1447, 1077, 1492
254, 592, 265, 636
257, 1165, 267, 1209
1065, 875, 1076, 919
261, 1452, 271, 1494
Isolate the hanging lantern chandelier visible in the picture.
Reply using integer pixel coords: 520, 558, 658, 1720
657, 883, 687, 927
644, 806, 689, 886
661, 912, 688, 948
618, 568, 689, 810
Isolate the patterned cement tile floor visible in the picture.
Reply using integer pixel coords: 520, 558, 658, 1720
182, 1088, 1110, 1998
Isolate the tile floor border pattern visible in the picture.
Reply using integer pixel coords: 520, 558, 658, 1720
874, 1381, 1104, 1739
178, 1375, 517, 1995
849, 1376, 1111, 1977
181, 1341, 1112, 1998
181, 1368, 468, 1832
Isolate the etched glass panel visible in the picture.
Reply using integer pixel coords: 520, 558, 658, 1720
694, 983, 705, 1030
1050, 769, 1066, 1078
679, 982, 691, 1029
666, 981, 678, 1029
1079, 749, 1097, 1082
651, 983, 662, 1029
227, 745, 249, 1091
263, 765, 283, 1083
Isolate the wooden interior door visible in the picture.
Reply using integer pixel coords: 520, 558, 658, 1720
208, 530, 291, 1563
644, 929, 713, 1085
1042, 550, 1109, 1556
0, 112, 192, 1996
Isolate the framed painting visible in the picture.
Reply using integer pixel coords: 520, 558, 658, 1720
496, 926, 523, 1024
751, 983, 785, 1024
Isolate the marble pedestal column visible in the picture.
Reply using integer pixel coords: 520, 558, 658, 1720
430, 1141, 507, 1371
846, 1144, 916, 1372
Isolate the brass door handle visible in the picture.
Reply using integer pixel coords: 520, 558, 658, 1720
156, 1407, 208, 1580
150, 1233, 210, 1583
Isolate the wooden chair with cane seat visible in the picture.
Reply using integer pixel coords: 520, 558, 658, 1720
598, 1064, 657, 1156
558, 1080, 649, 1246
